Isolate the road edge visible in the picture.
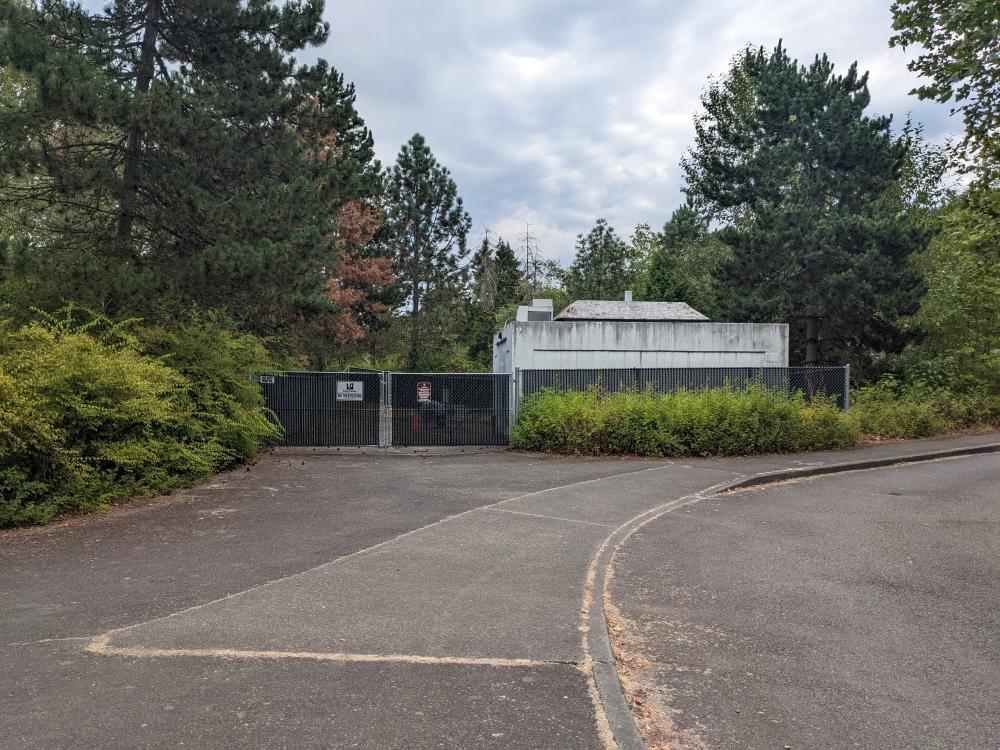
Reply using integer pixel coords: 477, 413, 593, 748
589, 440, 1000, 750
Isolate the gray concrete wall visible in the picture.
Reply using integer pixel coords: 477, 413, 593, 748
493, 320, 788, 372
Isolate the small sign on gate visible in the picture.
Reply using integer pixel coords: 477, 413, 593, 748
259, 375, 276, 384
336, 380, 364, 401
416, 381, 432, 403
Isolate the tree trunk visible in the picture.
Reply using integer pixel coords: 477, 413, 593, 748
115, 0, 160, 256
805, 315, 819, 363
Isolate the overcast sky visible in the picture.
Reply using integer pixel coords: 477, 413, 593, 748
312, 0, 956, 264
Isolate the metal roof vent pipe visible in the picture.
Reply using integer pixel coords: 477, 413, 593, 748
624, 290, 633, 302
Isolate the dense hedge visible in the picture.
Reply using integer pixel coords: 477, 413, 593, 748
850, 377, 999, 439
512, 387, 859, 456
0, 310, 279, 527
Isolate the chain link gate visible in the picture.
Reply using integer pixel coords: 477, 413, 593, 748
389, 373, 510, 447
260, 371, 510, 447
260, 371, 382, 447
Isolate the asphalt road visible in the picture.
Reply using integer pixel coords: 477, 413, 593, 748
1, 435, 996, 749
1, 449, 667, 750
611, 453, 1000, 750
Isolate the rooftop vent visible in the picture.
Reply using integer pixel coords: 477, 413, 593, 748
516, 298, 554, 322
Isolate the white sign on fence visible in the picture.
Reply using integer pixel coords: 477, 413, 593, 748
259, 375, 276, 384
336, 380, 364, 401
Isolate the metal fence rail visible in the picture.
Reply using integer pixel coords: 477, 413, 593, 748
518, 365, 850, 409
390, 372, 510, 447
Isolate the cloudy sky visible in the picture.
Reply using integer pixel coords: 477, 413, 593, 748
316, 1, 954, 264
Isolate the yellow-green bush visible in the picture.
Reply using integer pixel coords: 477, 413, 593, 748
0, 310, 278, 527
850, 376, 999, 439
512, 387, 859, 456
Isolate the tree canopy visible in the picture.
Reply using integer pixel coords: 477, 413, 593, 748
683, 42, 929, 372
564, 218, 635, 301
890, 0, 999, 183
0, 0, 388, 357
380, 133, 471, 369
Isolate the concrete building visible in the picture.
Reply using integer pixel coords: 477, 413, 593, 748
492, 293, 788, 372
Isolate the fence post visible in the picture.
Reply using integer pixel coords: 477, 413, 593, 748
378, 371, 387, 448
510, 368, 520, 439
843, 364, 851, 411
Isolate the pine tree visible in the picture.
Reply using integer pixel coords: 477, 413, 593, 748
494, 238, 523, 307
381, 133, 471, 369
0, 0, 384, 339
564, 219, 634, 301
683, 42, 929, 371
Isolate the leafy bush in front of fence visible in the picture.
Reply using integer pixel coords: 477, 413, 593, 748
850, 376, 999, 439
512, 386, 859, 457
0, 310, 278, 528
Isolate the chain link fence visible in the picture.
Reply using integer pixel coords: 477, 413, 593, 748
390, 373, 510, 446
518, 366, 850, 409
261, 366, 849, 447
260, 371, 382, 447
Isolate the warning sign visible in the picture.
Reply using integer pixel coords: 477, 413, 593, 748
416, 382, 432, 403
336, 380, 364, 401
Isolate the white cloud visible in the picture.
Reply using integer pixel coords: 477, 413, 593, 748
320, 0, 957, 264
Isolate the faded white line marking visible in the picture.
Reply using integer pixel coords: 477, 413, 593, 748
485, 507, 614, 528
87, 635, 581, 669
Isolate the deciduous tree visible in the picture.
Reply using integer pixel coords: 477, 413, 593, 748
890, 0, 999, 182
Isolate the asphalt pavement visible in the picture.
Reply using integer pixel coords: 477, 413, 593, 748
1, 433, 997, 748
610, 452, 1000, 749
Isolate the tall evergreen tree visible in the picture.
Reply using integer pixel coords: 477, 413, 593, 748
564, 218, 634, 301
0, 0, 388, 340
683, 43, 928, 371
381, 133, 471, 369
494, 238, 523, 307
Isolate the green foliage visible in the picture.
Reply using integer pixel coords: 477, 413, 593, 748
683, 42, 929, 373
903, 188, 1000, 393
494, 239, 524, 308
851, 376, 999, 439
637, 206, 731, 316
564, 218, 636, 301
513, 387, 859, 457
0, 309, 278, 527
0, 1, 385, 351
381, 133, 472, 369
890, 0, 999, 182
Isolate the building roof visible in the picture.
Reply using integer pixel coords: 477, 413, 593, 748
555, 300, 709, 322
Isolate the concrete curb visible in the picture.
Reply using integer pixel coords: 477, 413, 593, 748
591, 440, 1000, 750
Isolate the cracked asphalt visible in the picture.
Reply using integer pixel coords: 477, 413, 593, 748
1, 434, 997, 749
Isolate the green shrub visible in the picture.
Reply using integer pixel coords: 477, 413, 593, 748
136, 313, 278, 463
850, 376, 999, 439
512, 386, 860, 457
0, 309, 279, 527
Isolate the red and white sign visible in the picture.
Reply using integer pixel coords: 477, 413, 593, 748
417, 382, 432, 403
